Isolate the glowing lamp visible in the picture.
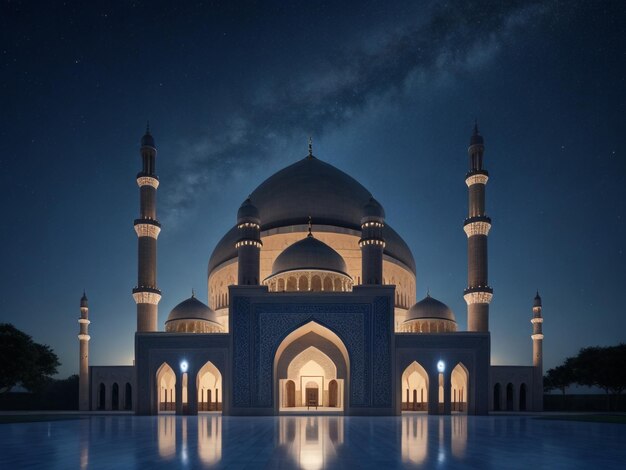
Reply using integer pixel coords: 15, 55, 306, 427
180, 360, 189, 373
437, 360, 445, 373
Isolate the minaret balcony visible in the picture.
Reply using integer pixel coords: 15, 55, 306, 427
463, 286, 493, 305
134, 218, 162, 239
132, 286, 162, 305
465, 173, 489, 187
463, 219, 492, 237
136, 175, 160, 189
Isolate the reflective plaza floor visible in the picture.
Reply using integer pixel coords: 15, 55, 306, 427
1, 414, 625, 469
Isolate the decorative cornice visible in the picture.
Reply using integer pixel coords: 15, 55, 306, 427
463, 221, 491, 237
77, 334, 91, 341
134, 223, 161, 239
463, 291, 493, 305
465, 173, 489, 187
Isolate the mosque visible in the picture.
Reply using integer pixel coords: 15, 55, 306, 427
77, 124, 545, 416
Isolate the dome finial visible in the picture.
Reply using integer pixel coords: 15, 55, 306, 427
146, 120, 151, 134
473, 118, 479, 136
427, 287, 430, 297
191, 288, 196, 298
307, 215, 313, 237
308, 136, 313, 158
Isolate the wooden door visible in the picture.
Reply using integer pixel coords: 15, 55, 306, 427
306, 388, 318, 407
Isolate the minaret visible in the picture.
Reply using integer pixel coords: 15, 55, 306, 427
359, 196, 385, 285
132, 124, 161, 332
463, 122, 493, 332
77, 291, 90, 411
236, 198, 262, 285
531, 291, 544, 411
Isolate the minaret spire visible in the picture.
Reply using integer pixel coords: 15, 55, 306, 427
307, 215, 313, 237
463, 121, 492, 332
78, 292, 90, 410
531, 291, 544, 411
133, 125, 162, 332
308, 136, 313, 158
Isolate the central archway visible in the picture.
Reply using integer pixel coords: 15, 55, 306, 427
274, 321, 349, 413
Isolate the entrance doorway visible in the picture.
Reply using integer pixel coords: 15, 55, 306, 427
401, 361, 429, 412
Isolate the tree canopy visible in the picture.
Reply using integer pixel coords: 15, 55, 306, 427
545, 343, 626, 409
0, 323, 60, 393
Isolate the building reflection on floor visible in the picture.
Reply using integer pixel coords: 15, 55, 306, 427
143, 414, 467, 468
157, 414, 222, 465
401, 414, 467, 465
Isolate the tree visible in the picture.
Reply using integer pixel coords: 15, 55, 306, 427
0, 324, 60, 393
544, 360, 575, 395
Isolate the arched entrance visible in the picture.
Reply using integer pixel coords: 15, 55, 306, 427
519, 383, 527, 411
401, 361, 429, 412
493, 383, 501, 411
125, 383, 132, 410
274, 321, 349, 413
451, 363, 468, 413
156, 362, 176, 413
197, 361, 222, 412
98, 383, 105, 410
506, 383, 514, 411
328, 380, 338, 407
112, 383, 119, 410
285, 380, 296, 407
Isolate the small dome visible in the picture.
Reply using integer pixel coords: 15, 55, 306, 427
237, 197, 260, 224
405, 294, 456, 323
271, 235, 348, 277
166, 295, 219, 324
362, 196, 385, 221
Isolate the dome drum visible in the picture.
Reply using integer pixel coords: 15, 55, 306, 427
401, 295, 457, 334
264, 269, 353, 293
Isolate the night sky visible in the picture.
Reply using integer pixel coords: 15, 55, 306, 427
1, 1, 624, 379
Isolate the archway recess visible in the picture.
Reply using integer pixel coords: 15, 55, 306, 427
197, 361, 223, 412
401, 361, 429, 412
156, 362, 176, 413
451, 363, 468, 413
274, 321, 349, 413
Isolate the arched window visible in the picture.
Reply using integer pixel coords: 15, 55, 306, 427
125, 383, 132, 410
111, 383, 119, 410
98, 383, 106, 410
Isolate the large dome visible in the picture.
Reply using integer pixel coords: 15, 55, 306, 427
271, 234, 348, 277
208, 155, 415, 274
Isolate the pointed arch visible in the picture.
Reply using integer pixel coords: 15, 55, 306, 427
401, 361, 429, 412
156, 362, 176, 413
197, 361, 222, 412
274, 321, 349, 413
451, 363, 469, 413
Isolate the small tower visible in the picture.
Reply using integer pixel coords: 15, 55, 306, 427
531, 291, 544, 411
236, 198, 262, 285
132, 124, 162, 332
463, 122, 493, 332
359, 196, 385, 285
77, 291, 90, 411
